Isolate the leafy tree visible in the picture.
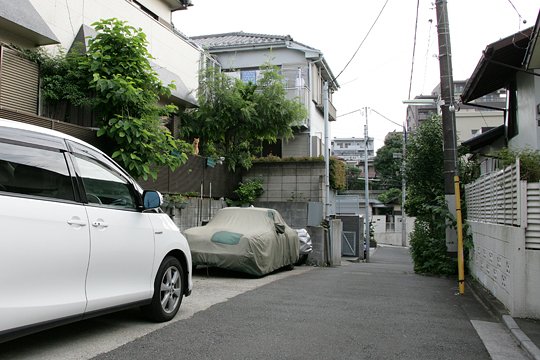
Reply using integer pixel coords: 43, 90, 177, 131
182, 64, 307, 171
330, 157, 346, 191
405, 115, 455, 275
25, 18, 190, 180
374, 131, 403, 205
86, 19, 189, 180
378, 188, 401, 204
374, 131, 403, 189
345, 165, 362, 190
405, 116, 445, 218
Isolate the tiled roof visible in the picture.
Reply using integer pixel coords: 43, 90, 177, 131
190, 31, 317, 51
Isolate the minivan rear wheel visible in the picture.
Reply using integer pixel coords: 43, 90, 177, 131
141, 256, 184, 322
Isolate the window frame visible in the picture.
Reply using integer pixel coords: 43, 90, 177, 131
0, 131, 80, 203
67, 140, 143, 211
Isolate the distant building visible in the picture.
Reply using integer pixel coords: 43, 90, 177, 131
406, 80, 505, 144
331, 137, 375, 178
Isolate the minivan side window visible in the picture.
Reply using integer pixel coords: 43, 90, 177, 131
73, 154, 137, 209
0, 142, 74, 201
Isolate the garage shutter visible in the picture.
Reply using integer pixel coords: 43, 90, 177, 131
0, 47, 39, 114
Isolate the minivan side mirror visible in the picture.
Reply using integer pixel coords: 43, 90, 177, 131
143, 190, 162, 209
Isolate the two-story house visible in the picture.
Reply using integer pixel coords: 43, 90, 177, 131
0, 0, 203, 141
456, 15, 540, 318
190, 32, 339, 158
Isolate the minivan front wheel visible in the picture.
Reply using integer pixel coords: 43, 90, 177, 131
141, 256, 184, 322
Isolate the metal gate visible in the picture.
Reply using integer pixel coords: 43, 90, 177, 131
337, 215, 363, 258
342, 231, 357, 256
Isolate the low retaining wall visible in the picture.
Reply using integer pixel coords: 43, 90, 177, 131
468, 221, 532, 317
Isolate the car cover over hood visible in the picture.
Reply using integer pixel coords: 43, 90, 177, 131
184, 207, 299, 276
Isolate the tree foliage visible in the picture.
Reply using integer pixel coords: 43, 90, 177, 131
405, 116, 445, 218
496, 147, 540, 182
182, 64, 307, 171
330, 157, 346, 191
26, 18, 189, 180
405, 115, 455, 275
374, 131, 403, 189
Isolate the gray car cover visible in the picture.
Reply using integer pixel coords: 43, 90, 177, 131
184, 207, 300, 276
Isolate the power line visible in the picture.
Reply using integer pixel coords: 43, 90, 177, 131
371, 108, 402, 128
336, 108, 363, 118
333, 0, 390, 82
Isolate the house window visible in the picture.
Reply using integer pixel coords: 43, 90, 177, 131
240, 70, 257, 84
131, 0, 159, 21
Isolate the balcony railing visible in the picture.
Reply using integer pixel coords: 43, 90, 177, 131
285, 86, 310, 128
285, 85, 337, 126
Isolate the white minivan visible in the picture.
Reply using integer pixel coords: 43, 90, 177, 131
0, 118, 192, 343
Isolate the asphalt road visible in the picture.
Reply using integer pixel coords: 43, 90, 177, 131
1, 246, 528, 359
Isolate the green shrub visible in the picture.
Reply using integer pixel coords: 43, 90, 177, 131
232, 178, 264, 206
497, 147, 540, 182
409, 220, 456, 275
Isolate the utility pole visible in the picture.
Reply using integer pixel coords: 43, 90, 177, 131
401, 127, 407, 247
323, 81, 330, 220
435, 0, 458, 253
364, 107, 370, 262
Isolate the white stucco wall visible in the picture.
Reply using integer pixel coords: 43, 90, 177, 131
468, 221, 530, 317
525, 250, 540, 318
29, 0, 202, 92
510, 72, 539, 150
455, 111, 504, 143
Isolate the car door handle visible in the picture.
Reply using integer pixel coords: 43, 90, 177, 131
67, 217, 87, 227
92, 220, 109, 228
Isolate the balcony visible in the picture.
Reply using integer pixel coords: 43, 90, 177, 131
285, 86, 310, 128
285, 85, 337, 127
316, 100, 337, 122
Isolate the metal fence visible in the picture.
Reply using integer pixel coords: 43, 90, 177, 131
465, 160, 522, 227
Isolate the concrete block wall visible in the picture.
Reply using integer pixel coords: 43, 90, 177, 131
304, 221, 342, 267
246, 161, 324, 203
255, 201, 308, 229
468, 221, 529, 317
307, 226, 327, 266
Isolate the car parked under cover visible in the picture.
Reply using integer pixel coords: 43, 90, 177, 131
184, 207, 299, 276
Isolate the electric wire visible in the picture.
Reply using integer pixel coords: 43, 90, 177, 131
506, 0, 524, 22
408, 0, 420, 100
371, 108, 402, 128
333, 0, 390, 82
422, 19, 434, 94
337, 108, 362, 118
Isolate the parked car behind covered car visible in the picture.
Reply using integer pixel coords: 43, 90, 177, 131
184, 207, 299, 276
0, 118, 192, 343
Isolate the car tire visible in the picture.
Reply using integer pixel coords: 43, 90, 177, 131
296, 253, 309, 266
141, 256, 184, 322
284, 263, 295, 271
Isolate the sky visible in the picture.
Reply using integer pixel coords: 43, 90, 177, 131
173, 1, 539, 151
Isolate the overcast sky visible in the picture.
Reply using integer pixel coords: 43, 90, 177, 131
173, 1, 539, 151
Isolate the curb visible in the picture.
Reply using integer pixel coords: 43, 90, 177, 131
503, 315, 540, 360
468, 277, 540, 360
